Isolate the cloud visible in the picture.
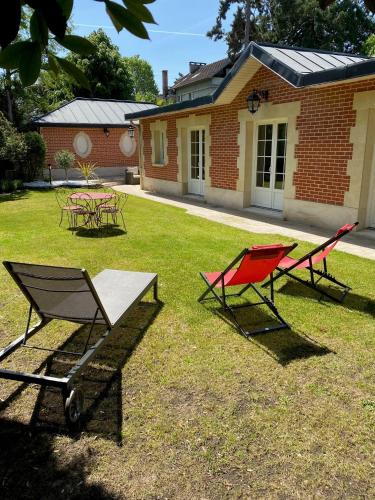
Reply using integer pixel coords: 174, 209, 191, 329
75, 23, 205, 37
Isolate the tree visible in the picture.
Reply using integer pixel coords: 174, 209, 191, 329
67, 30, 134, 99
207, 1, 267, 59
362, 33, 375, 54
123, 55, 159, 102
0, 1, 156, 89
39, 30, 133, 102
208, 0, 375, 58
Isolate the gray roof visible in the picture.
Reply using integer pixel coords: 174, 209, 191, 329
127, 42, 375, 121
257, 44, 368, 76
172, 58, 232, 90
34, 98, 158, 127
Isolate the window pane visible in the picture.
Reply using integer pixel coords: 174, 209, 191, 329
256, 172, 263, 187
278, 123, 287, 140
258, 125, 265, 140
257, 157, 264, 171
257, 140, 265, 156
264, 157, 271, 172
277, 140, 285, 157
265, 139, 272, 157
266, 124, 273, 140
264, 172, 270, 188
275, 173, 284, 190
276, 157, 285, 174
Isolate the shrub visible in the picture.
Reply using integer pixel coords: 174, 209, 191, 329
75, 161, 98, 187
54, 149, 75, 181
0, 178, 23, 193
20, 132, 46, 181
0, 112, 27, 178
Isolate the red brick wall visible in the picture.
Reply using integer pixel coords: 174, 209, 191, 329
142, 66, 375, 207
41, 127, 139, 168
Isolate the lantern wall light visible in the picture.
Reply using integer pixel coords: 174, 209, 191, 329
247, 89, 269, 114
128, 123, 135, 138
103, 127, 110, 138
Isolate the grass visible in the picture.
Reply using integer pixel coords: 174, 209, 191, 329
0, 189, 374, 499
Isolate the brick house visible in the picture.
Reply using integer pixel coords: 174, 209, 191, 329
127, 42, 375, 230
34, 98, 157, 180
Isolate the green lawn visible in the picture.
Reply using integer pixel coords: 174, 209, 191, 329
0, 189, 374, 499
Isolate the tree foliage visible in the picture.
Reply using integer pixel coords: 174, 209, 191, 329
362, 33, 375, 54
208, 0, 375, 58
0, 0, 156, 88
123, 55, 159, 102
66, 30, 134, 99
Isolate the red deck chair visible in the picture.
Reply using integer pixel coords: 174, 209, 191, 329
198, 243, 297, 336
262, 222, 358, 302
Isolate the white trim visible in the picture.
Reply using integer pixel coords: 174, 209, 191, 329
188, 126, 206, 195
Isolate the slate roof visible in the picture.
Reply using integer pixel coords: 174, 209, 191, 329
34, 98, 158, 127
126, 42, 375, 120
172, 57, 232, 90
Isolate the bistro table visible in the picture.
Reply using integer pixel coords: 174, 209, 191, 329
69, 192, 116, 228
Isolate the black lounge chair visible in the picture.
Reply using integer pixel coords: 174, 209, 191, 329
262, 223, 358, 302
0, 261, 158, 428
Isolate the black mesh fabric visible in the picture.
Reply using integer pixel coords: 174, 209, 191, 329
6, 262, 106, 324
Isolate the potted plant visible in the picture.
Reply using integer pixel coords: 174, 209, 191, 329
75, 161, 98, 187
54, 150, 75, 182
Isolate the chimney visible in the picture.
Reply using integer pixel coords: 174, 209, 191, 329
189, 62, 206, 74
162, 70, 168, 98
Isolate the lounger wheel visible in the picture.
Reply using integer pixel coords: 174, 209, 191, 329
64, 388, 84, 429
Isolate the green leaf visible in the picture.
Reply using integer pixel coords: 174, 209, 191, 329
0, 0, 21, 48
39, 0, 68, 39
30, 10, 48, 45
19, 42, 42, 86
55, 56, 91, 89
0, 41, 29, 69
57, 0, 74, 18
105, 1, 150, 39
122, 0, 156, 24
48, 53, 60, 75
56, 35, 95, 55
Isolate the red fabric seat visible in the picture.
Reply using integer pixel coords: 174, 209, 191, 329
202, 244, 293, 288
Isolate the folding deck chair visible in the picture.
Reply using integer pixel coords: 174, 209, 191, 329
0, 262, 158, 428
262, 222, 358, 303
198, 243, 297, 336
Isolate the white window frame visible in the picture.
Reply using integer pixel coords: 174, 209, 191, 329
150, 120, 168, 167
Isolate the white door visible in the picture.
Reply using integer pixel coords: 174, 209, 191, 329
188, 129, 206, 195
369, 149, 375, 228
252, 122, 287, 210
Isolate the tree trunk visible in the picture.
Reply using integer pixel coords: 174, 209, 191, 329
5, 70, 14, 123
244, 0, 251, 47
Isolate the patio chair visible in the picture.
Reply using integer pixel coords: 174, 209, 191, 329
198, 243, 297, 336
262, 222, 358, 302
98, 192, 128, 231
0, 261, 158, 428
55, 189, 83, 227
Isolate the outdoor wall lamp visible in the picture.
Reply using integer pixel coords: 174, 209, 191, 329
128, 123, 135, 138
103, 127, 110, 138
247, 89, 269, 114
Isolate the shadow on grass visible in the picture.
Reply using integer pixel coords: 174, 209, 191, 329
0, 301, 162, 443
0, 418, 117, 500
206, 300, 333, 366
0, 190, 28, 203
73, 226, 126, 238
277, 280, 375, 318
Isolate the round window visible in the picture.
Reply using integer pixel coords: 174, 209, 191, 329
73, 132, 92, 158
120, 131, 137, 157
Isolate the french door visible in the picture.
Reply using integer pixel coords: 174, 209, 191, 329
188, 128, 206, 195
252, 122, 288, 210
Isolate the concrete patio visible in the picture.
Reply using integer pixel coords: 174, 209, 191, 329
115, 184, 375, 261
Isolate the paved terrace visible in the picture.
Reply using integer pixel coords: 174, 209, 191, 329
114, 184, 375, 261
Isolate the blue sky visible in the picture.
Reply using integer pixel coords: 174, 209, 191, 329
73, 0, 229, 91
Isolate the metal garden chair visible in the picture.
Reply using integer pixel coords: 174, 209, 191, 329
97, 192, 128, 231
55, 189, 83, 227
198, 243, 297, 336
